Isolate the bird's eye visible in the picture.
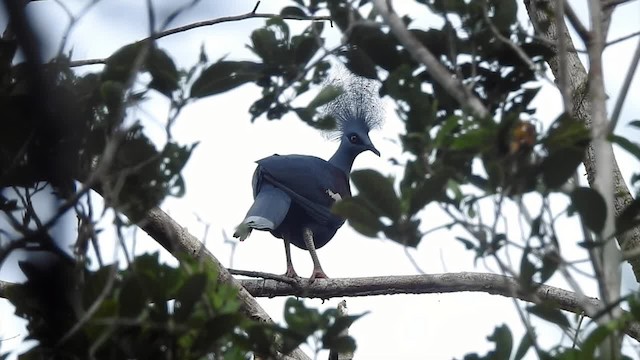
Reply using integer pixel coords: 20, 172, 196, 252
349, 134, 358, 143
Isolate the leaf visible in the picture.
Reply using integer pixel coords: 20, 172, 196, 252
173, 273, 207, 323
293, 34, 322, 65
102, 43, 143, 82
147, 47, 179, 96
611, 134, 640, 160
190, 60, 262, 98
527, 304, 570, 328
514, 332, 534, 360
332, 197, 384, 237
281, 6, 306, 17
490, 0, 517, 32
344, 47, 378, 79
408, 172, 450, 214
323, 335, 356, 354
351, 169, 402, 220
486, 324, 512, 360
307, 84, 342, 109
581, 325, 614, 358
569, 187, 607, 234
119, 276, 148, 318
628, 119, 640, 129
541, 149, 583, 188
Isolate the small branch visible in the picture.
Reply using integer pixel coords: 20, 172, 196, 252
371, 0, 489, 118
563, 1, 590, 43
607, 30, 640, 47
68, 10, 331, 67
609, 34, 640, 132
228, 268, 302, 288
237, 272, 640, 342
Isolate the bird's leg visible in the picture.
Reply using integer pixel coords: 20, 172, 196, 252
283, 238, 298, 278
303, 228, 328, 282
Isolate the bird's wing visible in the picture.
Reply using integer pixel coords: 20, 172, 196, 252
256, 155, 350, 225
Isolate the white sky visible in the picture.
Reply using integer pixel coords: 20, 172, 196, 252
1, 0, 639, 359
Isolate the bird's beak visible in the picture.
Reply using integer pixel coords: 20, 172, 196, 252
367, 143, 381, 157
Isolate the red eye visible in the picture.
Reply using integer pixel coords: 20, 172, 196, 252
349, 135, 358, 143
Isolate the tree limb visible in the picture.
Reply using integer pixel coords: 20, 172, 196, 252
137, 207, 311, 360
68, 10, 331, 67
371, 0, 489, 118
524, 0, 640, 283
236, 272, 640, 342
7, 270, 637, 342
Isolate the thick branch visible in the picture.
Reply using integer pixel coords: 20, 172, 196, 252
237, 272, 640, 342
137, 207, 311, 360
524, 0, 640, 282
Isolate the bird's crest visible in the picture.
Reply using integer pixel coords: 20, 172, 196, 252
321, 70, 384, 141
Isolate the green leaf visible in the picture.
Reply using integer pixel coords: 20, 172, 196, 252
323, 335, 356, 354
280, 6, 306, 17
351, 169, 402, 220
628, 119, 640, 129
486, 324, 512, 360
173, 273, 207, 323
527, 304, 570, 328
344, 47, 378, 79
102, 43, 143, 82
190, 60, 262, 98
519, 248, 536, 290
408, 173, 449, 214
569, 187, 607, 234
332, 197, 384, 237
581, 325, 614, 358
541, 149, 583, 188
611, 134, 640, 160
307, 85, 342, 109
322, 313, 366, 342
293, 34, 322, 65
490, 0, 517, 32
147, 47, 179, 96
119, 276, 148, 318
514, 332, 533, 360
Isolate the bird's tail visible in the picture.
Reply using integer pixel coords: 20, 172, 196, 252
233, 183, 291, 241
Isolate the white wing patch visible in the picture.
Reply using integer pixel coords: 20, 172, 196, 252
326, 189, 342, 202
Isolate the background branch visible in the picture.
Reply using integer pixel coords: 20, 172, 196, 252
524, 0, 640, 282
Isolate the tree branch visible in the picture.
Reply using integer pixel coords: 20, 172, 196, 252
524, 0, 640, 283
371, 0, 489, 118
136, 207, 311, 360
68, 10, 331, 67
236, 272, 640, 342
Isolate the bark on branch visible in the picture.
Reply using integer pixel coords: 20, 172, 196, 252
138, 207, 311, 360
524, 0, 640, 282
237, 272, 640, 341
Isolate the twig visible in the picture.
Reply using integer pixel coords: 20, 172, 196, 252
68, 11, 331, 67
228, 268, 301, 287
609, 34, 640, 132
563, 1, 590, 43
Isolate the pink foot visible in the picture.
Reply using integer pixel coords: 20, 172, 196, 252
284, 265, 299, 278
309, 267, 328, 283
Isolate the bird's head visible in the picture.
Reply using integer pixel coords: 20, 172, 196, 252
341, 118, 380, 157
322, 72, 383, 158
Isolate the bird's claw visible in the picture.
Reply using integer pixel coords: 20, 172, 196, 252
284, 266, 299, 278
308, 268, 328, 283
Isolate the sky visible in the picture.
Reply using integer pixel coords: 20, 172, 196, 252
1, 0, 639, 359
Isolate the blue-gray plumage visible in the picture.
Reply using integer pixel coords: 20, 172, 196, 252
234, 74, 383, 281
